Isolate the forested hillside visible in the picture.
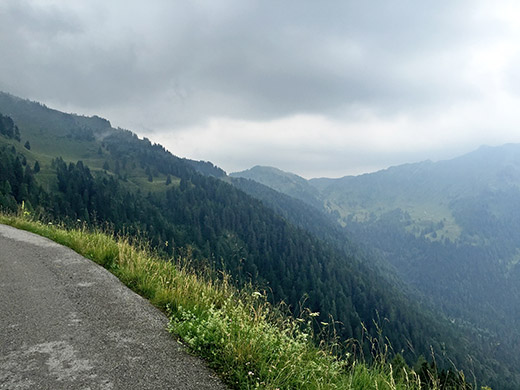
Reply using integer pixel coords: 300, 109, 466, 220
0, 91, 509, 388
232, 148, 520, 389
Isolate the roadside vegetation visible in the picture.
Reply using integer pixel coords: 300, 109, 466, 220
0, 211, 472, 390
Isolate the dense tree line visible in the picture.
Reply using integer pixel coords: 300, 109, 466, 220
0, 146, 43, 212
185, 159, 227, 178
0, 113, 21, 141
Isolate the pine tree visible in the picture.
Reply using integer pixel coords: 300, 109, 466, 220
14, 126, 21, 142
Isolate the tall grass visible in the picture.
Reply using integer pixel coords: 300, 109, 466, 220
0, 212, 462, 389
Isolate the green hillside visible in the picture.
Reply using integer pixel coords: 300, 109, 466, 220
0, 91, 505, 388
232, 146, 520, 389
306, 146, 520, 330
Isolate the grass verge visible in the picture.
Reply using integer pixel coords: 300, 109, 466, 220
0, 213, 457, 389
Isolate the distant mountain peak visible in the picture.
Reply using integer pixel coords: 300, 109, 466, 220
231, 165, 323, 209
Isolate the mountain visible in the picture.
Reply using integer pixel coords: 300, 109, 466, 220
310, 144, 520, 232
1, 91, 515, 388
230, 166, 323, 210
315, 146, 520, 381
232, 145, 520, 388
306, 145, 520, 323
0, 93, 466, 366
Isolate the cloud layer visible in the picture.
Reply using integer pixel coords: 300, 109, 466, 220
2, 0, 520, 177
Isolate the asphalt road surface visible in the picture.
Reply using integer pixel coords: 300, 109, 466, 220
0, 224, 227, 390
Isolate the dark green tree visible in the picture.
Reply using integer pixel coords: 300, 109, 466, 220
14, 126, 21, 141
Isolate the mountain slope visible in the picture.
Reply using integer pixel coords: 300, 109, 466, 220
0, 91, 481, 380
306, 145, 520, 314
232, 145, 520, 388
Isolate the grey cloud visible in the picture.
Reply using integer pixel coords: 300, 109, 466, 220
505, 52, 520, 98
154, 0, 488, 122
0, 0, 502, 129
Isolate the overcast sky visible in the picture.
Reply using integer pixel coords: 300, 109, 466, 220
2, 0, 520, 178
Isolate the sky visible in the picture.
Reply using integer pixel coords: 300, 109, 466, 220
2, 0, 520, 178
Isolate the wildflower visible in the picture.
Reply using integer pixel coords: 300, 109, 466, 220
309, 312, 320, 317
251, 291, 262, 298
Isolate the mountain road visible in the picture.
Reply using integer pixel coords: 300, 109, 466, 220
0, 224, 227, 390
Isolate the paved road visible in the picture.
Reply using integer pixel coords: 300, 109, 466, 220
0, 224, 227, 390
